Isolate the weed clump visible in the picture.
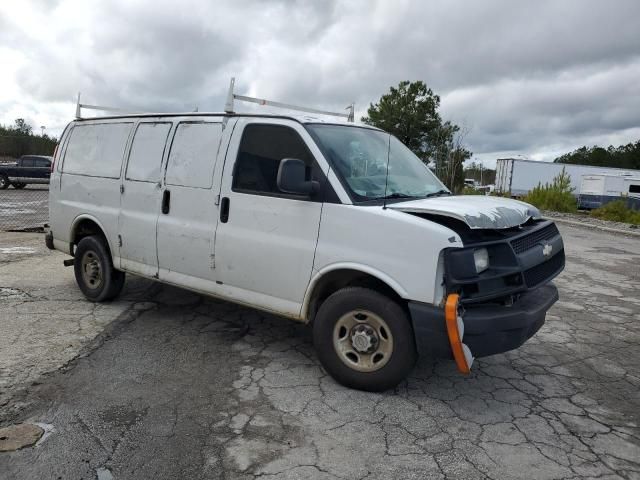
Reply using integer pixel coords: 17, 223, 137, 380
524, 168, 577, 213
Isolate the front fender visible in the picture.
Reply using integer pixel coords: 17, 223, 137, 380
301, 262, 410, 320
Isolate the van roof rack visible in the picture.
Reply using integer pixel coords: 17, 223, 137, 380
224, 78, 355, 122
75, 78, 355, 122
74, 93, 140, 119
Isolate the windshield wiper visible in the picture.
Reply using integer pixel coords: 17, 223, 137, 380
424, 190, 451, 198
376, 193, 419, 200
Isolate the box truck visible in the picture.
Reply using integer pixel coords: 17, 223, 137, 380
495, 158, 640, 197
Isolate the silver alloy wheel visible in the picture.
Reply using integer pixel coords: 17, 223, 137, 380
0, 177, 7, 188
80, 250, 103, 290
333, 310, 394, 372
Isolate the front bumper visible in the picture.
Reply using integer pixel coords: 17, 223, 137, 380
408, 283, 559, 359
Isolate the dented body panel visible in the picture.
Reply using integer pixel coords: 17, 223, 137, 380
388, 195, 542, 229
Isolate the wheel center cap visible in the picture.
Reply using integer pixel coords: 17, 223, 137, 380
351, 325, 378, 353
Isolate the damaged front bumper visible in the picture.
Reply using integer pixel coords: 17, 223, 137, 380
408, 283, 559, 365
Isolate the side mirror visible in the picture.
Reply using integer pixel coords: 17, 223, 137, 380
277, 158, 319, 196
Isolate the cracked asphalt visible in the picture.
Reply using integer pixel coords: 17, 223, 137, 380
1, 224, 639, 480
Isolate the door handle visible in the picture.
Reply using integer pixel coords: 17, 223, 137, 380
220, 196, 230, 223
162, 190, 171, 214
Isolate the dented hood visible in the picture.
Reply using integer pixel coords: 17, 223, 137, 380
388, 195, 541, 229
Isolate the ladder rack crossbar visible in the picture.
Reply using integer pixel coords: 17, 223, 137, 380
79, 103, 136, 114
75, 93, 139, 119
233, 94, 350, 119
225, 77, 354, 122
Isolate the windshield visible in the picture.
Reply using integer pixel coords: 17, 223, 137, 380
307, 124, 449, 202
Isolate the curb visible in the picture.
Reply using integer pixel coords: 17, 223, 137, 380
545, 216, 640, 238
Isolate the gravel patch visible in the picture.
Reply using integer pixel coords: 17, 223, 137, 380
543, 210, 640, 234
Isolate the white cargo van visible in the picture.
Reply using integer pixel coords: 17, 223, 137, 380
47, 108, 564, 391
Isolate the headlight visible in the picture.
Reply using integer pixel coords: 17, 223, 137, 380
473, 248, 489, 273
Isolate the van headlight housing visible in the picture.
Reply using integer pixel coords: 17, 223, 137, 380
473, 248, 489, 273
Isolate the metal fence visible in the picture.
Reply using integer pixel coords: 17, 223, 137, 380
0, 181, 49, 231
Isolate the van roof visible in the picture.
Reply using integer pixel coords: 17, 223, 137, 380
73, 112, 378, 129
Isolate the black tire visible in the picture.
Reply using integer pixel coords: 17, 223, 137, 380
0, 175, 9, 190
12, 183, 26, 189
313, 287, 417, 392
74, 235, 125, 302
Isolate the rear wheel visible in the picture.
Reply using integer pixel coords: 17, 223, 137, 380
74, 235, 125, 302
0, 175, 9, 190
313, 287, 417, 392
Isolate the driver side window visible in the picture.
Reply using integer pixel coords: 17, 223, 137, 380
232, 124, 314, 195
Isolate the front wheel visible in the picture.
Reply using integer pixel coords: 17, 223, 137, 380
74, 235, 125, 302
313, 287, 417, 392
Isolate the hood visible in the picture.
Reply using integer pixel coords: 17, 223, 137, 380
388, 195, 541, 229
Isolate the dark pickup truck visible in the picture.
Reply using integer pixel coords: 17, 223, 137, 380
0, 155, 52, 189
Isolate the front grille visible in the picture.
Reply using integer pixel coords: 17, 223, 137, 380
511, 223, 559, 254
523, 251, 565, 288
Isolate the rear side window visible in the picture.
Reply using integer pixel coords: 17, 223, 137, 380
126, 122, 172, 182
165, 122, 222, 189
233, 124, 314, 194
63, 122, 133, 178
630, 184, 640, 193
35, 159, 50, 168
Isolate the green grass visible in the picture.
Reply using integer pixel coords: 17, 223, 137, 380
461, 186, 485, 195
591, 200, 640, 225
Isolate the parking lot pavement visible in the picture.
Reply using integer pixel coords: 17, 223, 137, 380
1, 225, 639, 480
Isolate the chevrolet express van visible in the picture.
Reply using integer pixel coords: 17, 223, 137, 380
47, 113, 564, 391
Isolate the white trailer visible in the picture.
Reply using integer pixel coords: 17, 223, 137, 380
495, 158, 640, 197
578, 174, 640, 209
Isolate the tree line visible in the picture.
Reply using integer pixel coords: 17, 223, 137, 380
554, 141, 640, 170
0, 119, 58, 160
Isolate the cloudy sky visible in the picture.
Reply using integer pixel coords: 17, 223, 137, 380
1, 0, 639, 166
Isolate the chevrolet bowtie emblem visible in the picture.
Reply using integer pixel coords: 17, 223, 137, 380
542, 243, 553, 257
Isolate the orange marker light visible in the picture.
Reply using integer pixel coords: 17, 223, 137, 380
445, 293, 474, 374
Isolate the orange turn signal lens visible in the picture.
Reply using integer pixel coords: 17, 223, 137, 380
445, 293, 474, 374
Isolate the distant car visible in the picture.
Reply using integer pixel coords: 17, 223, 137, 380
0, 155, 52, 189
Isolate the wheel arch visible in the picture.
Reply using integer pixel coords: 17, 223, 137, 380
302, 264, 409, 323
69, 215, 114, 258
